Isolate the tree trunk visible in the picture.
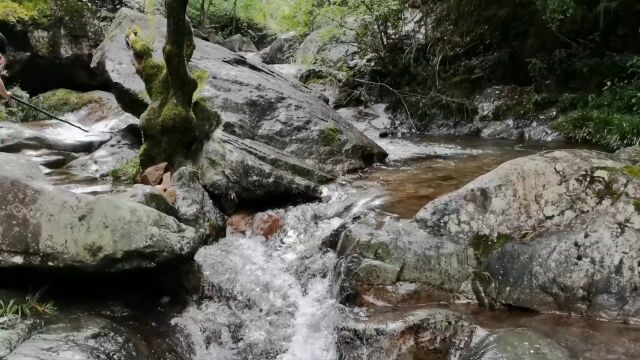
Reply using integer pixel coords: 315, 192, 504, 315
163, 0, 197, 108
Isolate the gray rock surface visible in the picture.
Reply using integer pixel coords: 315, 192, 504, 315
338, 308, 571, 360
295, 26, 358, 67
92, 9, 386, 208
220, 34, 258, 52
3, 316, 139, 360
415, 149, 640, 321
260, 32, 302, 64
0, 153, 198, 270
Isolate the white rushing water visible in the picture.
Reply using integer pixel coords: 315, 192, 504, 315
172, 184, 385, 360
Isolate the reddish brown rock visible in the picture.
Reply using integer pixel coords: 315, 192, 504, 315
252, 211, 285, 240
140, 162, 168, 185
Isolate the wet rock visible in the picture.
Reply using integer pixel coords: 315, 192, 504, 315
19, 149, 78, 169
141, 162, 169, 186
220, 34, 258, 53
4, 316, 140, 360
251, 211, 285, 240
0, 90, 138, 156
260, 32, 302, 64
0, 121, 110, 154
415, 149, 640, 321
93, 9, 386, 184
337, 308, 466, 360
226, 212, 253, 236
0, 153, 198, 270
335, 215, 473, 304
64, 124, 142, 178
0, 317, 39, 358
172, 167, 226, 243
338, 308, 572, 360
463, 328, 573, 360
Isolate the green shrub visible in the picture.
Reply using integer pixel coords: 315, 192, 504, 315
553, 82, 640, 150
110, 157, 141, 184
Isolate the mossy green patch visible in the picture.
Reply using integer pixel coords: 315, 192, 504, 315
110, 157, 141, 185
191, 69, 209, 101
622, 165, 640, 177
470, 233, 513, 263
29, 89, 102, 118
321, 126, 342, 146
633, 199, 640, 214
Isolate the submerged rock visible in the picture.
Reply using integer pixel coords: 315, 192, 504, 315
3, 316, 141, 360
0, 153, 198, 270
338, 308, 572, 360
414, 149, 640, 321
92, 9, 386, 208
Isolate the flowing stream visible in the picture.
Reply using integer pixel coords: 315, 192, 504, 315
170, 128, 640, 359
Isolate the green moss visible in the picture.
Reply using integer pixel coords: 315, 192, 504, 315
633, 199, 640, 214
470, 233, 513, 263
622, 165, 640, 177
29, 89, 102, 119
110, 157, 141, 184
321, 127, 342, 146
191, 69, 209, 101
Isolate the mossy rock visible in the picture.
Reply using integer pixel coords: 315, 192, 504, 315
469, 233, 513, 264
30, 89, 104, 117
321, 127, 342, 146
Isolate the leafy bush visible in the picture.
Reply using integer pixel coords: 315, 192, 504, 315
554, 80, 640, 150
110, 157, 141, 184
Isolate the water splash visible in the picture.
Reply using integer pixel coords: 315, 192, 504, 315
173, 184, 384, 360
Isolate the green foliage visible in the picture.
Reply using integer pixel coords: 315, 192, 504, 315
0, 86, 31, 122
553, 81, 640, 150
110, 157, 141, 184
0, 290, 56, 318
0, 0, 52, 26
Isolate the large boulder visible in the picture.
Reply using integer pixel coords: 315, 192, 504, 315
414, 149, 640, 321
92, 9, 386, 208
295, 25, 358, 68
220, 34, 258, 53
260, 32, 302, 64
0, 153, 198, 270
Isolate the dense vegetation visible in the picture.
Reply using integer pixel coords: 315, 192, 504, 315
187, 0, 640, 149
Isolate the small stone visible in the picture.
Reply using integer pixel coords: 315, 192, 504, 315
140, 162, 168, 185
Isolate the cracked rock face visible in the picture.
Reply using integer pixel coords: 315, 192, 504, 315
414, 149, 640, 321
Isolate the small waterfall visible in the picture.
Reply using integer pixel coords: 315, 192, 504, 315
172, 184, 385, 360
